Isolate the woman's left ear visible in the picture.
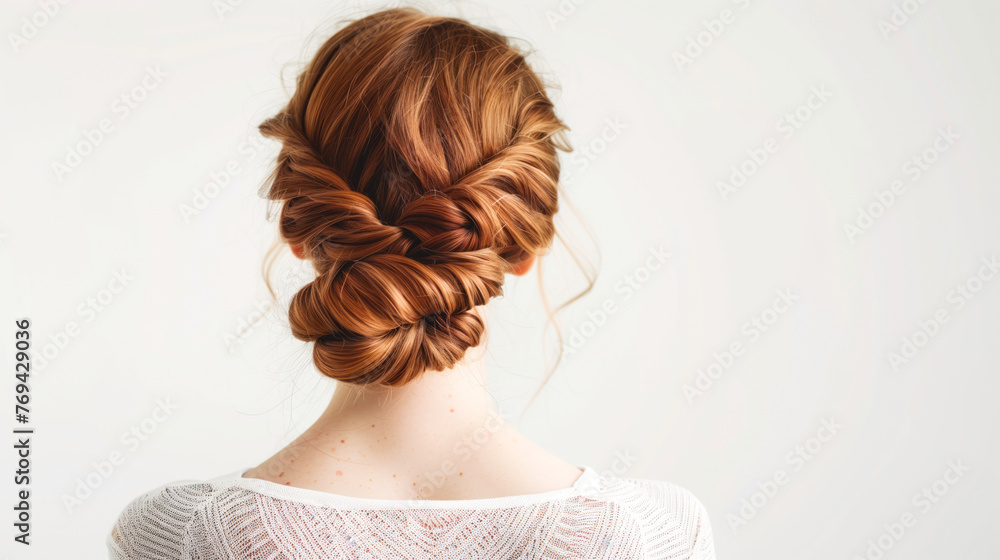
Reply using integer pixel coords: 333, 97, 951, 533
291, 244, 304, 259
510, 255, 535, 276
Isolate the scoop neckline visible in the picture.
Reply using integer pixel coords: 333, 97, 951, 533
229, 465, 601, 510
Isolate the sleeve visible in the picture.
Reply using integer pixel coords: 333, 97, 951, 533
624, 478, 717, 560
685, 493, 716, 560
106, 482, 212, 560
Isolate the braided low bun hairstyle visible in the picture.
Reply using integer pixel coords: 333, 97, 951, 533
258, 8, 570, 386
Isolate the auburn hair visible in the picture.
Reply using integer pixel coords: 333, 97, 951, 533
258, 7, 579, 387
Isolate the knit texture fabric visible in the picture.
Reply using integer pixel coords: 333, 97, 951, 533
107, 466, 715, 560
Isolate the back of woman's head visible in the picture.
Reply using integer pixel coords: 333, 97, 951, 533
259, 7, 569, 386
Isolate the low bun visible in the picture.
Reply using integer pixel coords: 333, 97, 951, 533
259, 8, 568, 386
312, 307, 487, 386
288, 251, 504, 338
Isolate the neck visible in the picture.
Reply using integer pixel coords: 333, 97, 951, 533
317, 346, 498, 432
297, 306, 505, 459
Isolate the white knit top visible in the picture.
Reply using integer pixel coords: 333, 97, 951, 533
107, 466, 716, 559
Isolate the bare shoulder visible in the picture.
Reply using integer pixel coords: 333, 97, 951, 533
484, 422, 585, 492
242, 423, 584, 500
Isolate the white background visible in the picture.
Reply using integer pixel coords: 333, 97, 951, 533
1, 0, 997, 558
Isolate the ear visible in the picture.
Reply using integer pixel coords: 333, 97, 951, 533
509, 255, 535, 276
290, 244, 304, 259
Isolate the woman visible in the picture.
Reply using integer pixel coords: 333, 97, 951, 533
108, 7, 715, 559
